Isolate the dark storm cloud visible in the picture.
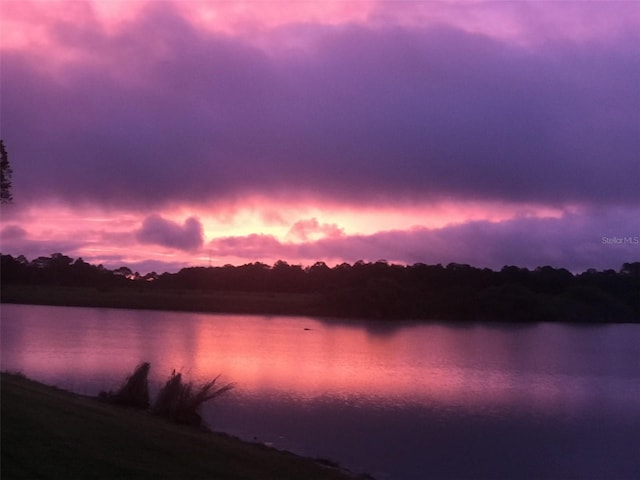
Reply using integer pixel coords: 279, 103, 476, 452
136, 215, 204, 251
2, 3, 639, 209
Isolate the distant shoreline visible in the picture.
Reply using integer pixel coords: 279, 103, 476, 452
3, 255, 638, 322
1, 283, 638, 323
0, 284, 328, 317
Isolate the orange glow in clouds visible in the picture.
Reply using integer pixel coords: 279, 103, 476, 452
1, 197, 567, 270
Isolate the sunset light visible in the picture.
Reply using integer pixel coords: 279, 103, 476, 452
1, 0, 638, 273
2, 3, 639, 476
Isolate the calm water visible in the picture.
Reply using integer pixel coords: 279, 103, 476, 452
1, 304, 639, 479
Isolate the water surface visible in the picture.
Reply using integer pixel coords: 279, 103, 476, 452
2, 304, 638, 479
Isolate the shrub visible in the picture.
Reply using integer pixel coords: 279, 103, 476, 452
99, 362, 150, 409
152, 370, 234, 426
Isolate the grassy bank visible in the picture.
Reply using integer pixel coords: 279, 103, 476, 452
0, 372, 361, 479
0, 284, 324, 317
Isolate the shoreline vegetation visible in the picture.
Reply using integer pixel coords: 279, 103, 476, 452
1, 371, 366, 480
1, 254, 639, 322
99, 362, 236, 428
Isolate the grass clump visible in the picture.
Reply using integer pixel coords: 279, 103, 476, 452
100, 362, 235, 428
152, 370, 235, 426
99, 361, 150, 409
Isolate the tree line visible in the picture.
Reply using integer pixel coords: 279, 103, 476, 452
1, 253, 638, 322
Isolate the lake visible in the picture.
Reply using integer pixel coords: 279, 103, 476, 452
1, 304, 638, 479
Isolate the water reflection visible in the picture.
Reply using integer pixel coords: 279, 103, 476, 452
2, 304, 639, 479
2, 305, 638, 413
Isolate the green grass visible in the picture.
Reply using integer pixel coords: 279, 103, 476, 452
1, 372, 362, 479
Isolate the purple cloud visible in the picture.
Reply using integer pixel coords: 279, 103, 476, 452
2, 3, 638, 210
0, 224, 27, 241
310, 209, 640, 272
136, 215, 204, 251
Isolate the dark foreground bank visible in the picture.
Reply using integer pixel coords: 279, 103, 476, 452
0, 372, 364, 480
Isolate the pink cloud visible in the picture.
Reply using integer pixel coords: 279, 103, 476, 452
2, 207, 637, 274
203, 209, 639, 272
287, 218, 344, 242
208, 233, 283, 257
8, 1, 629, 48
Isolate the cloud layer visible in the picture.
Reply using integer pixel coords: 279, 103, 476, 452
3, 1, 639, 210
206, 208, 639, 272
1, 1, 638, 272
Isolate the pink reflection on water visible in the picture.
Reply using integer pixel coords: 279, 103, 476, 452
3, 305, 634, 418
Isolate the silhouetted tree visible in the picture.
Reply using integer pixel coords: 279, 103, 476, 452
0, 140, 12, 203
113, 266, 134, 278
307, 261, 332, 292
620, 262, 640, 278
1, 253, 638, 322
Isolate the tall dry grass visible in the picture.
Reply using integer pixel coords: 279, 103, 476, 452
152, 370, 235, 426
99, 362, 150, 409
101, 363, 234, 426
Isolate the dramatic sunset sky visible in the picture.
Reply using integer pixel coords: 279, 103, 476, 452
1, 0, 639, 273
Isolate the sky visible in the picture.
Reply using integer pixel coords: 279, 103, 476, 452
1, 0, 639, 274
